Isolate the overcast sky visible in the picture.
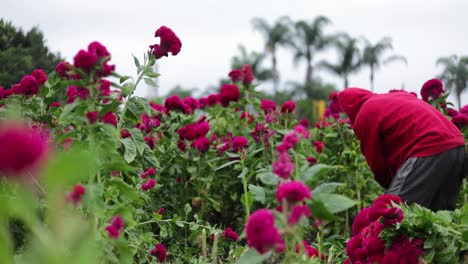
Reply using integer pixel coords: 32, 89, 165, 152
2, 0, 468, 106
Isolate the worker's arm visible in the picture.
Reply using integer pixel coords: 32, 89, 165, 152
353, 107, 392, 188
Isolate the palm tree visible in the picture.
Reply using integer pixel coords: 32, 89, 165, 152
251, 16, 292, 94
361, 37, 407, 91
230, 44, 274, 82
318, 33, 361, 89
436, 55, 468, 109
289, 16, 334, 93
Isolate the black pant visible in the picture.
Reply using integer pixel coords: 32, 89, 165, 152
386, 146, 465, 211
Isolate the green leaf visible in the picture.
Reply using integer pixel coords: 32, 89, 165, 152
144, 77, 157, 87
107, 178, 141, 202
314, 193, 356, 214
142, 146, 158, 167
236, 248, 272, 264
240, 192, 254, 211
119, 76, 131, 84
215, 160, 239, 171
300, 164, 336, 183
312, 182, 343, 194
129, 128, 147, 156
145, 71, 160, 78
257, 172, 277, 186
308, 198, 336, 221
248, 185, 265, 204
120, 138, 137, 163
116, 239, 133, 264
83, 183, 105, 218
132, 54, 140, 69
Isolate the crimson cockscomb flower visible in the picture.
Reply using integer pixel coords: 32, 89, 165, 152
150, 25, 181, 60
164, 95, 186, 112
276, 181, 311, 203
98, 79, 111, 97
352, 207, 371, 235
120, 129, 131, 138
141, 167, 156, 178
183, 97, 199, 112
73, 49, 98, 71
452, 113, 468, 129
150, 243, 167, 262
299, 119, 310, 128
0, 123, 49, 177
242, 64, 254, 85
141, 179, 156, 191
156, 207, 165, 215
102, 112, 118, 127
246, 209, 283, 254
207, 94, 219, 106
191, 137, 210, 153
19, 75, 39, 95
105, 215, 125, 239
306, 157, 317, 166
219, 84, 240, 107
260, 100, 276, 113
232, 136, 248, 152
288, 205, 311, 225
49, 102, 61, 108
272, 151, 294, 179
281, 101, 295, 113
313, 141, 325, 153
86, 112, 98, 124
31, 69, 47, 85
223, 227, 239, 242
145, 136, 155, 149
295, 240, 325, 259
282, 133, 299, 149
420, 78, 444, 102
88, 41, 110, 59
67, 184, 86, 205
228, 69, 243, 82
55, 62, 71, 78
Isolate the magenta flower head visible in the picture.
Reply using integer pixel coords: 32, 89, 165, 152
260, 100, 277, 113
141, 179, 156, 191
19, 75, 39, 96
0, 122, 49, 178
288, 205, 311, 225
420, 78, 444, 102
102, 112, 118, 127
452, 113, 468, 129
150, 26, 182, 59
276, 180, 311, 203
55, 62, 71, 78
73, 49, 98, 71
190, 137, 210, 153
280, 101, 295, 113
242, 64, 254, 85
272, 152, 295, 179
183, 96, 199, 112
231, 136, 248, 152
150, 243, 167, 262
67, 184, 86, 205
31, 69, 47, 85
228, 69, 243, 82
223, 227, 239, 242
105, 215, 125, 239
164, 95, 185, 112
246, 209, 283, 254
219, 84, 240, 107
87, 41, 111, 59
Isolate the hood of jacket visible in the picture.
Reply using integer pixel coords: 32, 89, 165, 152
337, 88, 374, 124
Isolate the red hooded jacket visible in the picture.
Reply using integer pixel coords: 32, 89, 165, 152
338, 88, 465, 188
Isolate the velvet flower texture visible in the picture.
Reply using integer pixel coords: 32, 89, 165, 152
105, 215, 125, 239
66, 184, 86, 205
0, 122, 49, 178
228, 64, 254, 86
420, 78, 444, 102
219, 84, 240, 107
150, 243, 167, 262
245, 209, 284, 254
272, 151, 295, 179
150, 26, 182, 59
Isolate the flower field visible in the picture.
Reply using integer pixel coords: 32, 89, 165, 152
0, 26, 467, 264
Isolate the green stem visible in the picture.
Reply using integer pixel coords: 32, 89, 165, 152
241, 158, 250, 219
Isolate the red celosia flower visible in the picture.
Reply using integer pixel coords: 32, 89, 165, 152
232, 136, 248, 152
105, 225, 119, 239
385, 235, 423, 263
294, 124, 310, 139
120, 129, 131, 138
55, 62, 71, 78
191, 137, 210, 153
150, 243, 167, 262
306, 157, 317, 166
102, 112, 118, 127
281, 101, 295, 113
106, 215, 125, 239
31, 69, 47, 85
276, 181, 311, 203
156, 208, 165, 215
183, 97, 199, 112
66, 86, 89, 103
223, 227, 239, 242
240, 112, 255, 124
164, 95, 186, 112
67, 184, 86, 205
447, 108, 459, 117
88, 41, 110, 59
282, 133, 299, 149
86, 112, 98, 124
73, 49, 98, 71
346, 235, 363, 262
149, 102, 167, 114
362, 236, 385, 256
260, 100, 277, 113
228, 69, 243, 82
207, 94, 219, 106
246, 209, 283, 254
98, 79, 111, 96
295, 240, 325, 259
145, 136, 155, 149
452, 113, 468, 129
177, 124, 198, 141
19, 75, 39, 95
313, 141, 325, 153
150, 25, 182, 60
219, 84, 240, 107
352, 207, 371, 235
272, 152, 295, 179
242, 64, 254, 85
141, 178, 156, 191
0, 123, 49, 177
299, 119, 310, 128
177, 141, 186, 151
49, 102, 61, 108
195, 122, 210, 138
288, 205, 311, 225
420, 78, 444, 101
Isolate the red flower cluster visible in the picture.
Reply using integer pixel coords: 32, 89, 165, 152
0, 122, 49, 177
272, 151, 295, 179
451, 105, 468, 129
345, 195, 413, 263
276, 181, 311, 204
260, 100, 277, 113
150, 26, 182, 59
67, 184, 86, 205
105, 215, 125, 239
219, 84, 240, 107
231, 136, 248, 152
280, 101, 295, 113
222, 227, 239, 242
150, 243, 167, 262
141, 167, 156, 178
295, 240, 325, 260
228, 64, 254, 86
420, 78, 444, 102
246, 209, 284, 254
73, 41, 115, 76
